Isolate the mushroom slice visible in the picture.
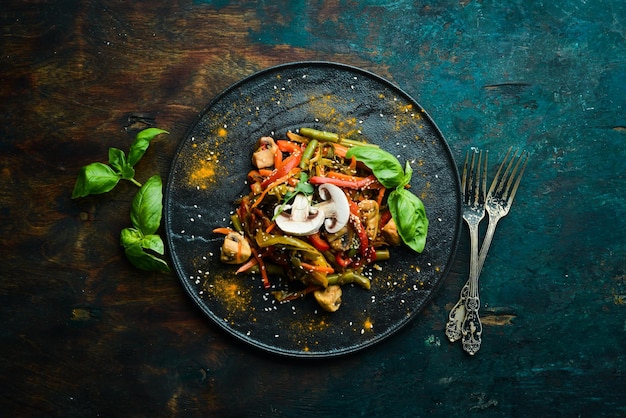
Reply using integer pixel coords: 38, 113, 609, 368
381, 218, 401, 246
252, 136, 278, 169
358, 199, 379, 241
314, 183, 350, 234
274, 193, 325, 236
313, 285, 343, 312
220, 232, 252, 264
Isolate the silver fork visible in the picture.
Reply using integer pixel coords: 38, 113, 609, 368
445, 149, 488, 344
460, 148, 529, 355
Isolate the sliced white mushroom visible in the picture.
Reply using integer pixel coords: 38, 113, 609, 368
274, 193, 325, 236
314, 183, 350, 234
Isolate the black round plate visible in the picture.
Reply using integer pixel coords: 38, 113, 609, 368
165, 62, 461, 358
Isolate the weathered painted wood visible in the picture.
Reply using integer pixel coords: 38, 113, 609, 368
1, 0, 625, 416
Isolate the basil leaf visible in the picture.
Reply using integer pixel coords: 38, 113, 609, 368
120, 227, 143, 248
130, 175, 163, 235
388, 188, 429, 253
141, 234, 165, 255
108, 147, 127, 173
128, 128, 168, 167
124, 243, 170, 272
345, 146, 404, 188
71, 162, 121, 198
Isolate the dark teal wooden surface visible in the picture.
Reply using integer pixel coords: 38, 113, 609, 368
1, 0, 624, 416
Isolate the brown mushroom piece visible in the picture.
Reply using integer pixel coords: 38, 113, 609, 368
313, 183, 350, 234
274, 193, 326, 236
325, 225, 353, 252
251, 136, 278, 169
220, 231, 252, 264
358, 199, 379, 241
381, 218, 402, 246
313, 285, 343, 312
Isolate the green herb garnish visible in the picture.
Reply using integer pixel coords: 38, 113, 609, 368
272, 172, 314, 220
346, 145, 429, 253
72, 128, 170, 271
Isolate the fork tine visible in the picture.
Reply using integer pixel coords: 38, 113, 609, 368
481, 150, 488, 202
465, 149, 485, 204
488, 148, 509, 196
506, 151, 529, 204
502, 149, 523, 199
471, 150, 479, 202
488, 147, 529, 202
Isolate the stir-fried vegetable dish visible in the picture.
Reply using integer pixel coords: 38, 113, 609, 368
214, 128, 428, 312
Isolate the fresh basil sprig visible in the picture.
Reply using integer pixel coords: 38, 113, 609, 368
346, 145, 429, 253
71, 128, 168, 198
120, 175, 170, 272
343, 146, 406, 188
72, 128, 170, 271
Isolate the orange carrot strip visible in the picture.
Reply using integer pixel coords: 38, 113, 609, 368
265, 222, 276, 234
251, 174, 291, 209
213, 227, 235, 235
349, 156, 357, 170
299, 262, 335, 274
236, 257, 258, 274
258, 168, 273, 177
332, 143, 349, 158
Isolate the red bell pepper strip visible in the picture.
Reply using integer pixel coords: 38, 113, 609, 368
379, 209, 393, 230
274, 146, 283, 167
335, 252, 352, 268
276, 139, 302, 154
250, 247, 270, 289
308, 174, 381, 189
261, 151, 302, 188
308, 232, 331, 252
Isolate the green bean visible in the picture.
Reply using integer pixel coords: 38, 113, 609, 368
374, 249, 390, 261
299, 139, 318, 169
299, 127, 339, 143
230, 214, 243, 232
326, 271, 371, 290
300, 127, 379, 148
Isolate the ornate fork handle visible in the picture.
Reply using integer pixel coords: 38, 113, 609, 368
460, 218, 482, 354
461, 296, 482, 355
448, 211, 495, 344
445, 149, 487, 343
445, 282, 469, 341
